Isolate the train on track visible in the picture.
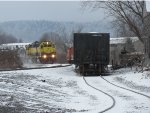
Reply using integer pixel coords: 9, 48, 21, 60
67, 33, 110, 75
26, 41, 56, 63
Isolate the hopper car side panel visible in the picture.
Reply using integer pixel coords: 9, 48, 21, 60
73, 33, 110, 75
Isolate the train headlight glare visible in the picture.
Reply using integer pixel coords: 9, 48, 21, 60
43, 55, 47, 59
52, 54, 55, 58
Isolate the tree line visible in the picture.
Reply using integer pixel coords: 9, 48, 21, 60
0, 32, 22, 44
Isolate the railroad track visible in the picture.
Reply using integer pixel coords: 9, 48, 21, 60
83, 73, 150, 113
100, 75, 150, 99
0, 64, 71, 71
83, 76, 116, 113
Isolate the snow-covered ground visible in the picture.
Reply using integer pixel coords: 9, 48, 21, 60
0, 65, 149, 113
23, 63, 68, 68
106, 68, 150, 96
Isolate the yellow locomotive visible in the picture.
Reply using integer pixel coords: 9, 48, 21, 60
26, 41, 56, 63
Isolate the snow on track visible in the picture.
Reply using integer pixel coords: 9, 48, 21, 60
0, 65, 112, 113
85, 76, 150, 113
100, 75, 150, 99
0, 63, 70, 71
23, 63, 65, 68
83, 77, 115, 113
0, 66, 149, 113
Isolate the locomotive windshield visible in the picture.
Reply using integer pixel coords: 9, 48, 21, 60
41, 42, 55, 47
42, 43, 55, 47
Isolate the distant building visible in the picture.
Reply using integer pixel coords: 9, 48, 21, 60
0, 43, 31, 58
0, 43, 30, 50
110, 37, 144, 65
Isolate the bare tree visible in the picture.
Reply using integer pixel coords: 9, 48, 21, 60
0, 49, 22, 69
0, 32, 18, 44
111, 19, 136, 37
69, 25, 84, 43
82, 1, 149, 43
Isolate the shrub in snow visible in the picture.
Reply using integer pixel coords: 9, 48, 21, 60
0, 49, 22, 69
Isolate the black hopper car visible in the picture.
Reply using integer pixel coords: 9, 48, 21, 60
73, 33, 110, 75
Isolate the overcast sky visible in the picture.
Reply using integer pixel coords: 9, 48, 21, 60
0, 1, 108, 23
0, 1, 149, 23
146, 1, 150, 11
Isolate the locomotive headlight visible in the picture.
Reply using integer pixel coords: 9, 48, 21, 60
51, 54, 55, 58
43, 55, 47, 59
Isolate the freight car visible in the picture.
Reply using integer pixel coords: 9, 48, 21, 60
74, 33, 110, 75
66, 47, 74, 64
26, 41, 56, 63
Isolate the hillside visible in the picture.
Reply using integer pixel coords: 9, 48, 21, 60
0, 20, 114, 42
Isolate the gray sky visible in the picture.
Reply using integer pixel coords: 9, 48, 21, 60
0, 1, 149, 23
0, 1, 107, 22
146, 1, 150, 11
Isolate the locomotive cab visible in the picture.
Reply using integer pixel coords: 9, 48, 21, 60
39, 41, 56, 63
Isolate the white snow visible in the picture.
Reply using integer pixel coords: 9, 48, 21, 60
23, 63, 68, 68
106, 67, 150, 96
0, 65, 149, 113
110, 37, 139, 44
0, 42, 31, 50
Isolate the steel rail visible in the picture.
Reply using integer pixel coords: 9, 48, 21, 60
83, 76, 116, 113
100, 75, 150, 99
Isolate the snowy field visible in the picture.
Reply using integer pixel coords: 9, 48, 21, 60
23, 63, 68, 68
0, 65, 150, 113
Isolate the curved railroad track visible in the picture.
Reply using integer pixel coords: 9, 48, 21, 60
100, 75, 150, 99
83, 76, 116, 113
0, 64, 71, 71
